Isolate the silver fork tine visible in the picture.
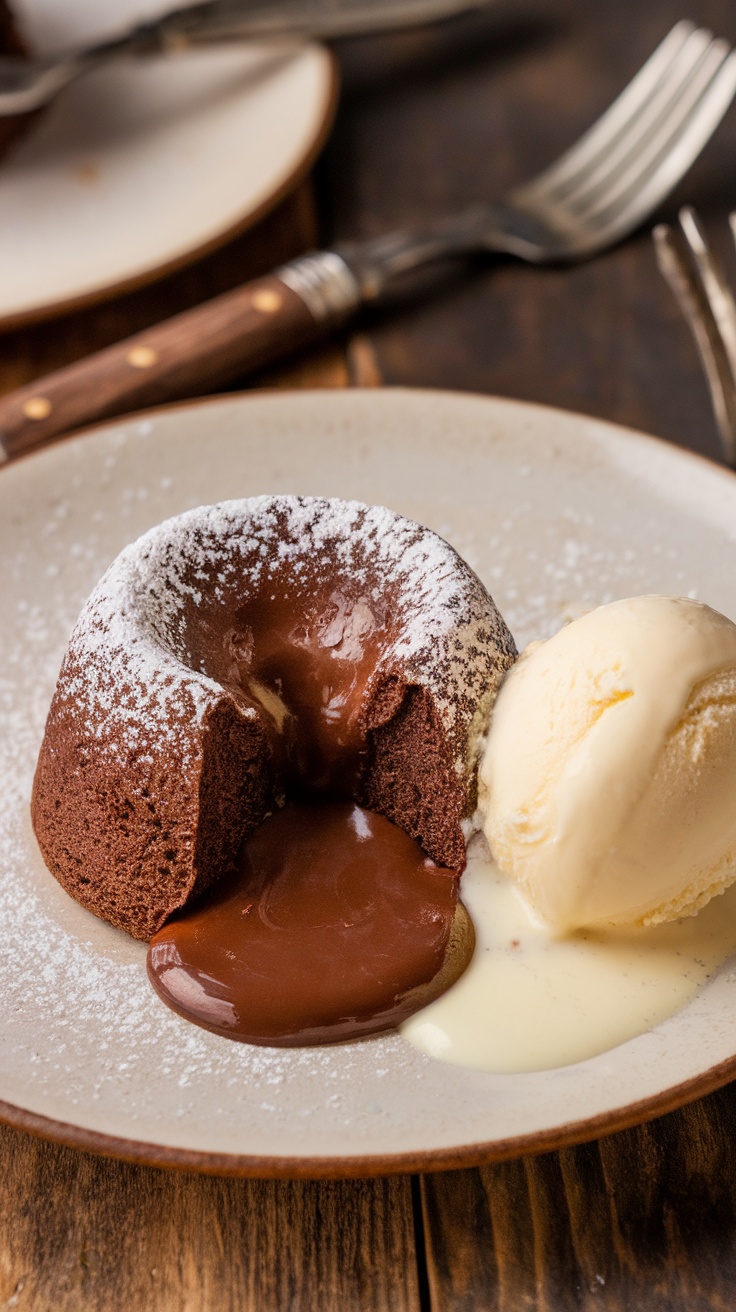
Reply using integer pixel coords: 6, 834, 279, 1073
555, 30, 720, 209
586, 52, 736, 245
356, 21, 736, 271
677, 208, 736, 371
654, 210, 736, 466
514, 21, 696, 199
569, 39, 731, 219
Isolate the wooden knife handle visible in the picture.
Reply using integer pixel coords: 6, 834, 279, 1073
0, 262, 357, 462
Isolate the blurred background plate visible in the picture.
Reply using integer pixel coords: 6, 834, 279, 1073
0, 0, 336, 328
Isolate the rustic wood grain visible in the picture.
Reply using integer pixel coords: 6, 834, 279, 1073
0, 180, 320, 397
324, 0, 736, 464
251, 333, 383, 391
0, 323, 418, 1311
254, 342, 353, 391
0, 274, 322, 458
325, 4, 736, 1308
0, 1122, 420, 1312
421, 1080, 736, 1312
5, 0, 736, 1308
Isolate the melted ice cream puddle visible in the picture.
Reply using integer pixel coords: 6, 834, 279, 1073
401, 834, 736, 1072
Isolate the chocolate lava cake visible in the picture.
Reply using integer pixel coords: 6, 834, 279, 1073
32, 497, 517, 940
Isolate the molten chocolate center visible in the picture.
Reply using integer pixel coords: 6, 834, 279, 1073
187, 588, 394, 795
149, 579, 470, 1046
147, 802, 467, 1046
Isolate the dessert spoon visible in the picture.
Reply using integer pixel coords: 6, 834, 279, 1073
0, 0, 496, 117
1, 20, 735, 462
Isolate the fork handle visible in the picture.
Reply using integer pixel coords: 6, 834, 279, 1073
0, 253, 362, 463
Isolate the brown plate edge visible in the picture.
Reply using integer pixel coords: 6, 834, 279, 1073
0, 1051, 735, 1179
7, 383, 736, 481
5, 386, 736, 1178
0, 47, 339, 335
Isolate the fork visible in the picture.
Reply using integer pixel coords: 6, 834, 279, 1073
654, 207, 736, 467
2, 19, 735, 463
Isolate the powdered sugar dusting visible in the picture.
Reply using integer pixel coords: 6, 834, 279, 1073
57, 496, 514, 780
4, 390, 736, 1163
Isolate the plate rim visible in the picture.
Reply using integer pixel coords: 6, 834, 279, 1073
0, 46, 339, 333
2, 1052, 736, 1178
6, 384, 736, 1178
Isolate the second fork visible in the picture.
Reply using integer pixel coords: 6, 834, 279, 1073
0, 20, 735, 460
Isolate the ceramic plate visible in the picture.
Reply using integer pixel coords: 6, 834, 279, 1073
0, 0, 336, 327
4, 388, 736, 1178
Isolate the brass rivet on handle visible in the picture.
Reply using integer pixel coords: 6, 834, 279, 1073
251, 289, 283, 314
22, 396, 52, 420
127, 346, 158, 369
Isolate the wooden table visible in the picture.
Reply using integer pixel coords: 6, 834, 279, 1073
3, 0, 736, 1306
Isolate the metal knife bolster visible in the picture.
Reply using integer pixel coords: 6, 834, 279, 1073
277, 251, 363, 323
273, 235, 431, 322
274, 224, 479, 324
276, 204, 556, 325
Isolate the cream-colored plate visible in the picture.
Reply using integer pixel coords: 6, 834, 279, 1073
0, 1, 335, 327
4, 388, 736, 1177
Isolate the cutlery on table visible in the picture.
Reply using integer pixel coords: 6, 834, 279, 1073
1, 20, 735, 465
654, 208, 736, 467
0, 0, 496, 116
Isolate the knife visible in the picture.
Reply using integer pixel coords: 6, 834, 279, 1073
7, 17, 733, 460
0, 0, 496, 116
0, 251, 366, 460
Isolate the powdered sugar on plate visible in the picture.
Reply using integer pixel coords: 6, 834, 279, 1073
2, 390, 736, 1166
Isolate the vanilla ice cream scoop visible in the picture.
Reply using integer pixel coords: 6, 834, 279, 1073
478, 596, 736, 932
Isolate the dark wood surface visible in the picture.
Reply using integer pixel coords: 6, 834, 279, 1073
0, 1124, 420, 1310
322, 0, 736, 466
422, 1084, 736, 1312
4, 0, 736, 1307
0, 271, 324, 458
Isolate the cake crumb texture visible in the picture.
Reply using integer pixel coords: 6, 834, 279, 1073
32, 496, 516, 939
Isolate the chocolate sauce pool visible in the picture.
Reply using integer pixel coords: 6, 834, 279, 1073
148, 802, 471, 1046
